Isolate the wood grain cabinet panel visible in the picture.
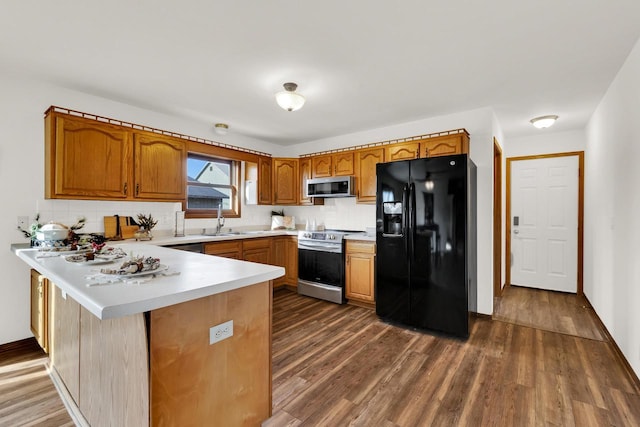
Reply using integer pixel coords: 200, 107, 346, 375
272, 158, 298, 205
30, 270, 48, 353
133, 133, 186, 200
299, 158, 323, 205
243, 238, 272, 265
312, 152, 354, 178
50, 284, 81, 405
47, 114, 131, 199
204, 241, 242, 259
422, 134, 469, 158
355, 148, 384, 203
271, 236, 298, 288
258, 157, 273, 205
345, 240, 376, 303
386, 142, 421, 161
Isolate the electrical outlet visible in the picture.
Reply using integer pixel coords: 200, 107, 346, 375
209, 320, 233, 344
17, 216, 29, 229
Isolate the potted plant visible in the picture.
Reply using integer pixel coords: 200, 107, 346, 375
135, 213, 158, 240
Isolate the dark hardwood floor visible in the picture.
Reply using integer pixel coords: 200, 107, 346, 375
493, 285, 606, 341
2, 288, 639, 426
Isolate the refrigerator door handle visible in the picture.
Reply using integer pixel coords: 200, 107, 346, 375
408, 182, 416, 259
402, 184, 409, 253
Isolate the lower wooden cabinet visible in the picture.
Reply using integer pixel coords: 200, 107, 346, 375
271, 236, 299, 288
204, 241, 242, 259
242, 238, 272, 264
345, 240, 376, 304
30, 269, 49, 352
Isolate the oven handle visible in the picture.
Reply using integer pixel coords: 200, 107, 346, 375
298, 241, 342, 253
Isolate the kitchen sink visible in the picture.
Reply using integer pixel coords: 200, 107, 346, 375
202, 231, 243, 237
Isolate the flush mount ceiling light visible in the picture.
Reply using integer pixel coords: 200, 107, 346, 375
214, 123, 229, 135
530, 115, 558, 129
275, 82, 306, 112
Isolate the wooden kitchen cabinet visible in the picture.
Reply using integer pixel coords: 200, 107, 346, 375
271, 236, 298, 288
386, 141, 421, 161
45, 109, 186, 202
299, 158, 323, 206
312, 152, 354, 178
243, 238, 271, 264
133, 133, 186, 200
30, 269, 48, 353
345, 240, 376, 304
204, 241, 242, 259
46, 113, 131, 199
258, 157, 273, 205
272, 158, 298, 205
422, 133, 469, 157
355, 147, 384, 203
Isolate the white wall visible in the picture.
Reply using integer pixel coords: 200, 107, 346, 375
506, 129, 586, 158
585, 37, 640, 378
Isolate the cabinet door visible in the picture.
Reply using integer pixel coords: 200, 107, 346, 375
386, 142, 420, 161
312, 155, 332, 178
355, 148, 384, 203
204, 241, 242, 259
243, 238, 271, 264
30, 270, 48, 352
333, 152, 355, 176
50, 115, 131, 199
272, 158, 298, 205
285, 237, 298, 287
134, 133, 186, 200
345, 241, 376, 303
271, 237, 287, 287
258, 157, 273, 205
423, 134, 467, 157
299, 158, 323, 206
50, 284, 81, 405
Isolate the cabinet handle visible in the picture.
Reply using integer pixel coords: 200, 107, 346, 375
334, 165, 337, 174
123, 182, 128, 195
425, 148, 429, 157
416, 149, 419, 158
135, 183, 139, 196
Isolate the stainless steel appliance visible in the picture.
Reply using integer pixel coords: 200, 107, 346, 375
297, 229, 361, 304
376, 154, 477, 338
306, 176, 355, 198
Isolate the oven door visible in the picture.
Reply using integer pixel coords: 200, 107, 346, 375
298, 248, 344, 288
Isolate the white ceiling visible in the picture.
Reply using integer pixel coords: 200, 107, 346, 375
2, 1, 640, 145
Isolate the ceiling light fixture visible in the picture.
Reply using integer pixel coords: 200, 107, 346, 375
214, 123, 229, 135
530, 115, 558, 129
275, 82, 305, 112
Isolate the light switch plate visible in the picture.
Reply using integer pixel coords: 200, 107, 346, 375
209, 320, 233, 344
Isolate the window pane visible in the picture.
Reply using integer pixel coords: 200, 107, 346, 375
187, 185, 231, 210
187, 157, 231, 186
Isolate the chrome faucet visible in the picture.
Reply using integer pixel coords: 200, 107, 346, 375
215, 201, 225, 234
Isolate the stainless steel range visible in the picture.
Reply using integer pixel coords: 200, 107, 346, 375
297, 229, 363, 304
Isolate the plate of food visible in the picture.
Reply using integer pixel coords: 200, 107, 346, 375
99, 256, 167, 277
64, 246, 127, 264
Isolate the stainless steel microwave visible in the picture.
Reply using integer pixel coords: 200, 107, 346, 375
306, 176, 355, 198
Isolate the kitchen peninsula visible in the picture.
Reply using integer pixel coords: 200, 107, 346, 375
14, 243, 284, 427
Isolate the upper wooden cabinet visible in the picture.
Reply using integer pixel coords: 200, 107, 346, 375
257, 157, 273, 205
355, 148, 384, 203
385, 142, 420, 161
46, 114, 131, 199
312, 152, 354, 178
422, 133, 469, 157
299, 158, 323, 206
133, 133, 186, 200
45, 110, 186, 202
272, 158, 298, 205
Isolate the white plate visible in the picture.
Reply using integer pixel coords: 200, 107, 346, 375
100, 264, 168, 277
65, 255, 121, 265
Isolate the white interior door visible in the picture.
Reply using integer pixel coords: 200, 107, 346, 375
510, 155, 579, 293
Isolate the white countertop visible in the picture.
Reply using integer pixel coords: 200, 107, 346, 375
15, 243, 284, 320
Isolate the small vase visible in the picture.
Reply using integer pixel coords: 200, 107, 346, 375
134, 228, 153, 241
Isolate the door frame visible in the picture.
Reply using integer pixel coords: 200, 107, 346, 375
493, 139, 503, 298
505, 151, 584, 295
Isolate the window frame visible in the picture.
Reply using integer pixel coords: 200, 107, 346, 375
185, 152, 241, 219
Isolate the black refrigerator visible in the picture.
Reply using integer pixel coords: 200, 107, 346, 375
375, 154, 476, 338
